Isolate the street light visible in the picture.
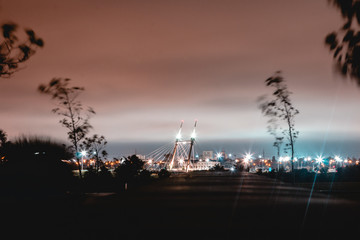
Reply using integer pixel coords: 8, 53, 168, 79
80, 150, 87, 171
243, 153, 252, 171
316, 155, 324, 164
316, 155, 324, 171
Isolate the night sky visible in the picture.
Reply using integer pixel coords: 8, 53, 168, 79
1, 0, 360, 157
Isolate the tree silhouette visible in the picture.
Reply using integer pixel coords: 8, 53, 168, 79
325, 0, 360, 84
0, 22, 43, 78
38, 78, 95, 178
114, 155, 144, 188
80, 134, 108, 173
260, 71, 299, 172
0, 129, 7, 147
0, 129, 8, 163
258, 98, 284, 161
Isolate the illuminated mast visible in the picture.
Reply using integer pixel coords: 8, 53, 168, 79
186, 120, 197, 172
169, 120, 183, 170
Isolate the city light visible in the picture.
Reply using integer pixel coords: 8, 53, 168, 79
81, 150, 87, 157
245, 153, 252, 160
316, 155, 324, 164
243, 153, 252, 164
335, 156, 342, 162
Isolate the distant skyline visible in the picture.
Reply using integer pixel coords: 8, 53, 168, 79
1, 0, 360, 157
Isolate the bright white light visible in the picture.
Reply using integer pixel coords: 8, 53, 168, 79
279, 157, 283, 162
81, 150, 87, 157
191, 130, 196, 139
217, 153, 222, 158
243, 153, 252, 164
179, 159, 184, 164
148, 159, 153, 164
316, 155, 324, 163
284, 156, 290, 162
206, 158, 210, 162
245, 153, 252, 160
294, 157, 298, 162
176, 132, 182, 140
230, 167, 235, 171
259, 155, 262, 158
229, 154, 232, 157
335, 156, 342, 162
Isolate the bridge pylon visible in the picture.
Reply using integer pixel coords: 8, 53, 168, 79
166, 120, 197, 171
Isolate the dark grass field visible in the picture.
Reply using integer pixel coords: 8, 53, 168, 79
2, 171, 360, 240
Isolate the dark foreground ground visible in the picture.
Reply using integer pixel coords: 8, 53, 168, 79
2, 171, 360, 240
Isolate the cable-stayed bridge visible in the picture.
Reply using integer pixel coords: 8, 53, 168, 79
145, 120, 217, 172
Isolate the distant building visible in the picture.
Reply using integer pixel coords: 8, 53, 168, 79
192, 160, 217, 171
136, 154, 146, 160
203, 151, 214, 160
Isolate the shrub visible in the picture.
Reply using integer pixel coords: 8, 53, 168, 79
158, 168, 171, 179
209, 164, 225, 171
0, 136, 75, 196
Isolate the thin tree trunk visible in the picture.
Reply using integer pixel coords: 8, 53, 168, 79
65, 92, 82, 179
284, 103, 294, 173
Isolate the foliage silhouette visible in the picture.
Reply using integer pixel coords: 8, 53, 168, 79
83, 165, 114, 192
0, 129, 7, 146
80, 134, 108, 173
38, 78, 95, 178
158, 168, 171, 179
0, 22, 43, 78
258, 96, 284, 161
259, 71, 299, 172
209, 164, 225, 171
0, 136, 74, 196
325, 0, 360, 84
0, 129, 8, 162
114, 155, 145, 189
